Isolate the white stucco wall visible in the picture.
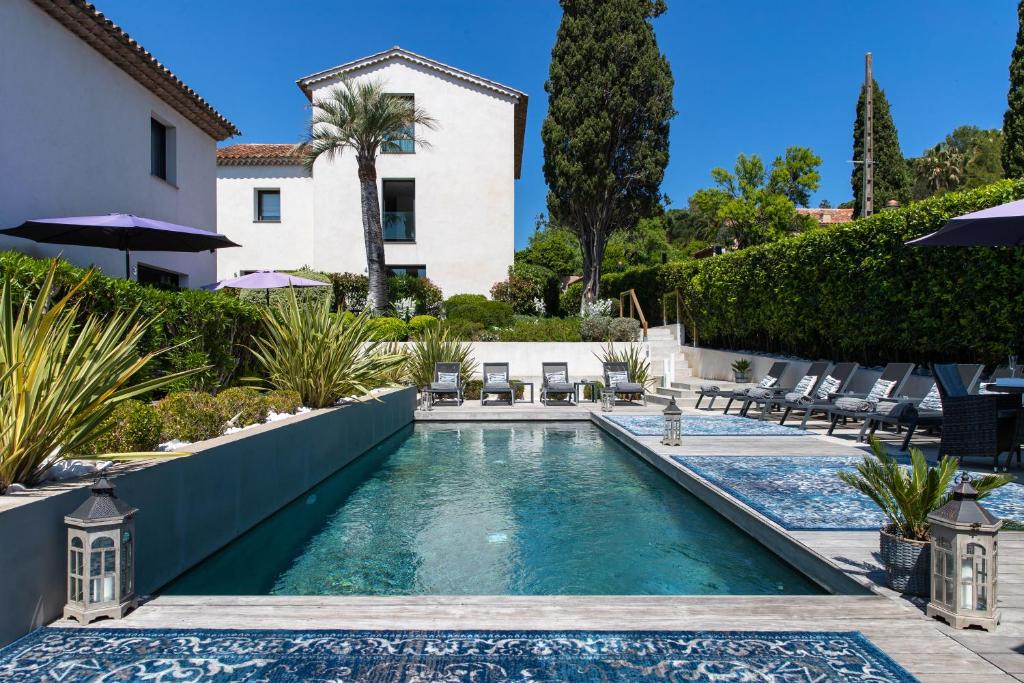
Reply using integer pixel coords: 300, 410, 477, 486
0, 0, 221, 288
216, 57, 517, 295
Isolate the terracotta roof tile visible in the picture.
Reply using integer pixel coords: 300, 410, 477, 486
796, 207, 854, 225
31, 0, 238, 140
217, 144, 307, 166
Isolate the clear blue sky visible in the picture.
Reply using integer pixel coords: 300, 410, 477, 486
99, 0, 1017, 248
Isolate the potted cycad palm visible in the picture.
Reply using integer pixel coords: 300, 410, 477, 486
731, 358, 752, 383
838, 439, 1012, 596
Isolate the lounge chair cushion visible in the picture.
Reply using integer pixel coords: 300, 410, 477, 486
919, 383, 942, 412
793, 375, 817, 396
614, 382, 644, 394
430, 382, 458, 393
484, 382, 512, 391
545, 371, 568, 385
746, 387, 775, 399
815, 375, 842, 399
700, 384, 720, 393
436, 372, 459, 384
486, 372, 508, 383
546, 382, 574, 393
834, 396, 874, 412
866, 378, 896, 403
607, 371, 630, 387
874, 399, 909, 417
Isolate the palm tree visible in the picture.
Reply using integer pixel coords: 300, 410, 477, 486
919, 143, 966, 195
301, 79, 436, 313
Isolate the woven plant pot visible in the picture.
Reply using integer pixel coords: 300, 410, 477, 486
879, 526, 930, 596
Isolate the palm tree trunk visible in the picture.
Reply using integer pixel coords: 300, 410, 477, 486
357, 159, 388, 313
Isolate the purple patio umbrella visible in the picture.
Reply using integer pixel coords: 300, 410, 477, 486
0, 213, 240, 278
210, 270, 329, 304
906, 199, 1024, 247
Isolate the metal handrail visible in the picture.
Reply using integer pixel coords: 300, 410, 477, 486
618, 289, 648, 340
662, 289, 697, 347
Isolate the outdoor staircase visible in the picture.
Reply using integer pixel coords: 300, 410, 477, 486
644, 325, 702, 408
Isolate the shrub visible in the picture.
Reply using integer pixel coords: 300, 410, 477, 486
490, 274, 543, 315
408, 315, 440, 337
330, 272, 369, 311
496, 316, 582, 342
580, 316, 612, 341
157, 391, 225, 443
236, 268, 332, 309
388, 275, 444, 316
405, 325, 478, 387
560, 281, 583, 315
216, 387, 269, 427
608, 317, 642, 342
0, 250, 261, 391
445, 294, 514, 328
266, 389, 302, 414
251, 291, 407, 408
660, 179, 1024, 363
79, 400, 163, 456
601, 265, 661, 321
440, 318, 486, 341
367, 316, 409, 341
511, 261, 561, 315
0, 265, 200, 491
462, 378, 524, 400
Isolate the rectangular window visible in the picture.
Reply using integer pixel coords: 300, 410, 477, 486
150, 118, 167, 179
386, 265, 426, 278
137, 264, 180, 291
256, 189, 281, 222
381, 95, 415, 154
382, 179, 415, 241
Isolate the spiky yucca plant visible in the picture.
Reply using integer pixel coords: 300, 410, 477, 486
0, 265, 196, 491
250, 289, 406, 408
838, 438, 1012, 541
405, 326, 478, 388
595, 342, 652, 388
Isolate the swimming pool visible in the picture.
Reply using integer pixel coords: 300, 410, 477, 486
166, 422, 822, 596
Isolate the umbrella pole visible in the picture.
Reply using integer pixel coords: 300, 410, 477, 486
266, 288, 270, 306
125, 249, 131, 280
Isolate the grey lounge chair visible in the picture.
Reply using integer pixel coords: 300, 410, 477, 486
824, 363, 916, 436
777, 362, 860, 427
541, 362, 575, 406
603, 362, 646, 405
862, 364, 984, 450
739, 361, 833, 420
429, 362, 463, 406
713, 361, 790, 414
481, 362, 514, 406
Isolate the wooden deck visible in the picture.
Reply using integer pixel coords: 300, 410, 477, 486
50, 404, 1024, 681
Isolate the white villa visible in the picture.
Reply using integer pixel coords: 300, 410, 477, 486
216, 47, 527, 296
0, 0, 238, 289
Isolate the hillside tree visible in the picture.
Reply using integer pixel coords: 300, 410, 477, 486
851, 79, 911, 216
1003, 1, 1024, 177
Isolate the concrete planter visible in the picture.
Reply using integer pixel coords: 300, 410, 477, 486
0, 386, 416, 647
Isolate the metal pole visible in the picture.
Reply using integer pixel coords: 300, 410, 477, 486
863, 52, 874, 217
125, 250, 130, 280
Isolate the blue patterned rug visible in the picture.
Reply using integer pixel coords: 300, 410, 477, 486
0, 628, 915, 682
672, 455, 1024, 530
606, 414, 806, 437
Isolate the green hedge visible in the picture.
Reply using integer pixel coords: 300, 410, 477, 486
0, 250, 262, 390
623, 180, 1024, 364
601, 266, 660, 322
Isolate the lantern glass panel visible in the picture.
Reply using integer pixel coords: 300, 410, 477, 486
121, 530, 133, 595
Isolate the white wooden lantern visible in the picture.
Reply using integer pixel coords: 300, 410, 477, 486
600, 388, 616, 412
64, 477, 137, 623
926, 474, 1001, 630
419, 388, 433, 411
662, 397, 682, 446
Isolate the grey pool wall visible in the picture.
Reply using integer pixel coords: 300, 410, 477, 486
0, 386, 416, 648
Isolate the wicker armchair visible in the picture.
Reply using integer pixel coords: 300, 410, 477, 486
932, 363, 1019, 470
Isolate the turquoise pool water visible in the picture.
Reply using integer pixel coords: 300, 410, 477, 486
166, 423, 822, 596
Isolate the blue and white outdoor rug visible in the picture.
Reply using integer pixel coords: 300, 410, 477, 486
672, 455, 1024, 530
607, 414, 805, 437
0, 628, 915, 682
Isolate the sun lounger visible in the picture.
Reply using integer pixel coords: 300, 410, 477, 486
540, 362, 576, 406
481, 362, 514, 406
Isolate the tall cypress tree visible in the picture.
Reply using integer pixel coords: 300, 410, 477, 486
542, 0, 674, 308
1003, 1, 1024, 178
851, 79, 911, 217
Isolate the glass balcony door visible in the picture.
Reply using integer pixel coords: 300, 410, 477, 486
383, 180, 415, 242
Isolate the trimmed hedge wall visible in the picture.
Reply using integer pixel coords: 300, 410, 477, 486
605, 180, 1024, 364
0, 250, 262, 390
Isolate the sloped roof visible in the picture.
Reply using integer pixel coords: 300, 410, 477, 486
296, 47, 528, 179
30, 0, 239, 141
217, 143, 306, 166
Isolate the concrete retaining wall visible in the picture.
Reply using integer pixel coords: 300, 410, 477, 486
681, 346, 936, 397
0, 386, 416, 647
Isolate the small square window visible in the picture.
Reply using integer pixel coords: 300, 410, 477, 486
256, 189, 281, 222
381, 95, 415, 154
